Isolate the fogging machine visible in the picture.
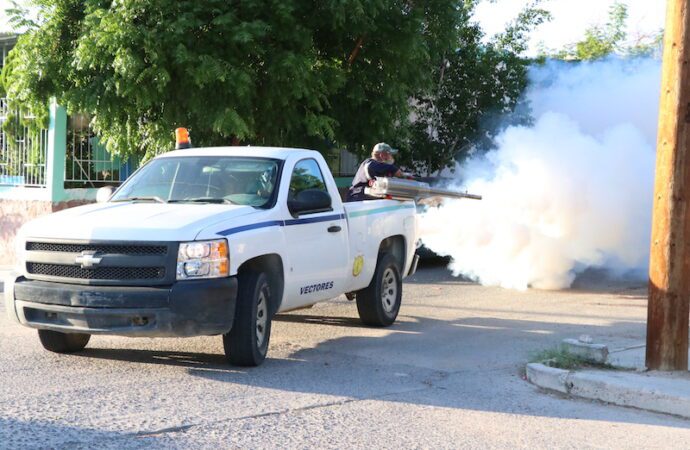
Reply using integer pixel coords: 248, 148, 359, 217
364, 177, 482, 202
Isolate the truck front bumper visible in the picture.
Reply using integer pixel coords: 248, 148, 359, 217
5, 275, 238, 337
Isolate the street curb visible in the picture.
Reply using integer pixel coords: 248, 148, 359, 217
562, 338, 609, 363
526, 363, 690, 420
526, 363, 570, 394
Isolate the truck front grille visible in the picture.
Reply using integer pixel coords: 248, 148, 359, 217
26, 242, 167, 255
23, 240, 177, 286
26, 263, 166, 280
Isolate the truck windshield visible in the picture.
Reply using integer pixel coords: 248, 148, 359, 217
111, 156, 281, 207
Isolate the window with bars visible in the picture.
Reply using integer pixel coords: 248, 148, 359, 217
64, 114, 139, 188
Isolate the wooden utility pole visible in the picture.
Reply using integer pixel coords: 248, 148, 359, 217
646, 0, 690, 371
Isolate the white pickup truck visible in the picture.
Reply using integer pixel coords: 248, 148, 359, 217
5, 147, 419, 366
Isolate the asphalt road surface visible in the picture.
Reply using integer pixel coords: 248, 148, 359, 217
2, 262, 690, 449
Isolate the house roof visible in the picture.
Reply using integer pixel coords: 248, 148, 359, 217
0, 33, 18, 46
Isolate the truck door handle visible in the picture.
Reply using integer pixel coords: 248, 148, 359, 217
328, 225, 342, 233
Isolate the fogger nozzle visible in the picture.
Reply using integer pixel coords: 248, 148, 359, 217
364, 177, 482, 201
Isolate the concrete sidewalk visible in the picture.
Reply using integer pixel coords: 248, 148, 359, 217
527, 340, 690, 420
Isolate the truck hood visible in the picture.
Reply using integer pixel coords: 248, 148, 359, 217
20, 202, 257, 242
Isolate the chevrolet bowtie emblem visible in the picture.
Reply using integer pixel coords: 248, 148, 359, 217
75, 251, 102, 269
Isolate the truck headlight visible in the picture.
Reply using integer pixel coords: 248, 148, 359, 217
176, 239, 229, 280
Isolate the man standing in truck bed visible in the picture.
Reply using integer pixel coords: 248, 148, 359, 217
346, 142, 404, 202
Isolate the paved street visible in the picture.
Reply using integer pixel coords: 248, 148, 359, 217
2, 262, 690, 449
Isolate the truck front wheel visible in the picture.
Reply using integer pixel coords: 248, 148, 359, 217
38, 330, 90, 353
223, 271, 272, 366
356, 253, 402, 327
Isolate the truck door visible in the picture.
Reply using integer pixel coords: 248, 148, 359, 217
282, 158, 348, 309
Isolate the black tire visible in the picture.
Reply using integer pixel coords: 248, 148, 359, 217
356, 253, 402, 327
38, 330, 90, 353
223, 271, 272, 366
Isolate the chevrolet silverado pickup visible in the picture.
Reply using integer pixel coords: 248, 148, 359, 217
5, 146, 419, 366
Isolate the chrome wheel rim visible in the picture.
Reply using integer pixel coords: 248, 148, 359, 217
381, 267, 397, 313
256, 288, 268, 348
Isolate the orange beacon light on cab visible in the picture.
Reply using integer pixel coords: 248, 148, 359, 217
175, 127, 191, 149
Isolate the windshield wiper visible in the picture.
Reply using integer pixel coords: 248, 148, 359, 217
112, 196, 166, 203
168, 198, 235, 204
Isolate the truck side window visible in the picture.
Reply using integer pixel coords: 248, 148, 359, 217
289, 159, 327, 200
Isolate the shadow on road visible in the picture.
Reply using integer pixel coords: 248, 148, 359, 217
274, 313, 367, 328
65, 306, 686, 430
77, 347, 232, 370
42, 266, 664, 431
0, 417, 160, 449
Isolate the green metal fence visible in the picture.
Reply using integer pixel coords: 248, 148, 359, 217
0, 98, 49, 188
0, 100, 131, 203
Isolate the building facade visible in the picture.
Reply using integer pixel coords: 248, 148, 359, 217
0, 33, 17, 70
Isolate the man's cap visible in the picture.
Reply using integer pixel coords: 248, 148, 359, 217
373, 142, 398, 154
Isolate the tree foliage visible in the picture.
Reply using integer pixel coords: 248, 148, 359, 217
574, 1, 627, 60
3, 0, 463, 160
546, 1, 663, 61
395, 1, 550, 174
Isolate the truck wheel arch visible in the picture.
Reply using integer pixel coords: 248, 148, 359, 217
237, 254, 284, 315
378, 235, 406, 270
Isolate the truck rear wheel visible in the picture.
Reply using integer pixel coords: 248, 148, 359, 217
38, 330, 90, 353
223, 271, 272, 366
356, 253, 402, 327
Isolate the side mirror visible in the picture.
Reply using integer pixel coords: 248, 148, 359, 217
96, 186, 115, 203
288, 189, 332, 216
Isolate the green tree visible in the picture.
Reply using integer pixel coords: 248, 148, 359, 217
395, 1, 550, 174
3, 0, 463, 160
574, 1, 627, 60
627, 30, 664, 58
545, 1, 662, 61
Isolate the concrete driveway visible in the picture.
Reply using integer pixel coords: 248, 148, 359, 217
1, 262, 689, 449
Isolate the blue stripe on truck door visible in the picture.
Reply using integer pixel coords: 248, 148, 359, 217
217, 213, 345, 236
217, 203, 413, 237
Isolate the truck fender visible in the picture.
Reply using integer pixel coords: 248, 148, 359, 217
236, 254, 285, 315
377, 235, 406, 271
